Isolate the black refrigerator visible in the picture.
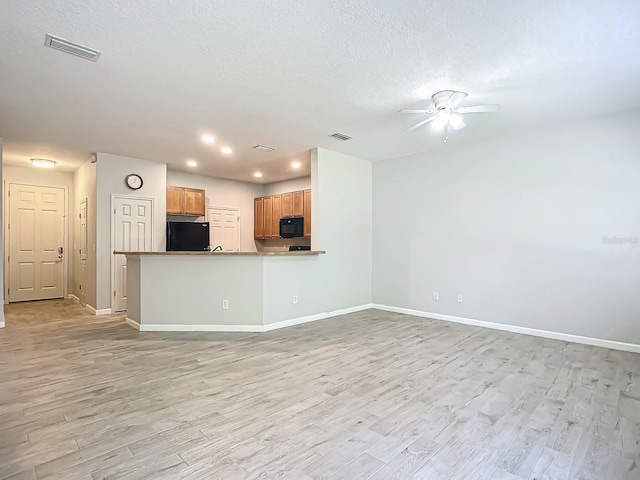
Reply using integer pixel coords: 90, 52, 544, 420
166, 221, 210, 251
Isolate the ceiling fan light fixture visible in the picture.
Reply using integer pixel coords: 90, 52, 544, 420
449, 114, 467, 130
431, 110, 450, 131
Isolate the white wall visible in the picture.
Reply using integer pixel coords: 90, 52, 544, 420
0, 138, 3, 326
96, 153, 167, 310
373, 111, 640, 345
166, 170, 263, 252
262, 176, 311, 196
3, 165, 74, 298
73, 159, 97, 307
262, 148, 372, 324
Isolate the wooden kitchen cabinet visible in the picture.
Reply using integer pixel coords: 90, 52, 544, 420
292, 191, 304, 216
281, 192, 293, 217
254, 197, 264, 239
166, 186, 205, 216
303, 189, 311, 238
270, 194, 282, 239
263, 196, 273, 238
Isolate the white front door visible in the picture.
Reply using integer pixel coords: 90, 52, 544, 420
8, 184, 65, 302
78, 198, 88, 305
208, 207, 239, 252
112, 196, 153, 312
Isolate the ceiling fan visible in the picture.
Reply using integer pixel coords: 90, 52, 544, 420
400, 90, 500, 142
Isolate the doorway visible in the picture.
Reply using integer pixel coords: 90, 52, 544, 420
111, 195, 153, 313
78, 198, 88, 305
7, 183, 67, 302
207, 206, 239, 252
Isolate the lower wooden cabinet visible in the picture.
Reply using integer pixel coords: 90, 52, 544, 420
166, 186, 205, 216
254, 189, 311, 240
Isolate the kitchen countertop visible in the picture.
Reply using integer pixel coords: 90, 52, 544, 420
114, 250, 325, 256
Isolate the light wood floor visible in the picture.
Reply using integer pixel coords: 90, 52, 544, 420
1, 300, 639, 480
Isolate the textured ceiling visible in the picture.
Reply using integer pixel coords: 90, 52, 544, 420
1, 0, 639, 183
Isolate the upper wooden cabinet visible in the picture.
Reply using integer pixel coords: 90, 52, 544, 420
303, 189, 311, 238
166, 186, 205, 216
254, 189, 311, 240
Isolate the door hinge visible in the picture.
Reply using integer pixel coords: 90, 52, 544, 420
79, 213, 81, 218
114, 290, 116, 296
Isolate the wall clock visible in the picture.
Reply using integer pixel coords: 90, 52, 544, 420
125, 174, 143, 190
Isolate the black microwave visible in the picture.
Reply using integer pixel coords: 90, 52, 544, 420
279, 217, 304, 238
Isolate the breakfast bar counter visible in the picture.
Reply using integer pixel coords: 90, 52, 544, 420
119, 250, 331, 332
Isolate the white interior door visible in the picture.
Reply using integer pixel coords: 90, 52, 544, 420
112, 196, 153, 312
78, 198, 87, 305
208, 207, 239, 252
8, 184, 65, 302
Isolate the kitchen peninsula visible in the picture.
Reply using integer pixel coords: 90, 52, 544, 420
119, 250, 327, 332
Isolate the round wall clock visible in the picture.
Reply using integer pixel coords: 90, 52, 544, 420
125, 174, 143, 190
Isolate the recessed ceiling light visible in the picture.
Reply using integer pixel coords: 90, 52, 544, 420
254, 172, 263, 178
221, 147, 233, 154
291, 161, 301, 169
201, 134, 215, 144
31, 158, 56, 169
186, 159, 198, 167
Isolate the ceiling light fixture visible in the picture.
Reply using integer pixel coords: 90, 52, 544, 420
430, 109, 451, 131
254, 172, 263, 178
186, 159, 198, 167
291, 161, 301, 169
31, 158, 56, 169
201, 134, 215, 144
221, 147, 233, 154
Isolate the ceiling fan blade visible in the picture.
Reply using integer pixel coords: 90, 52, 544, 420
406, 115, 437, 131
399, 109, 436, 114
449, 114, 466, 130
447, 91, 468, 108
457, 104, 501, 113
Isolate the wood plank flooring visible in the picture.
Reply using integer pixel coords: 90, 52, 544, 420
0, 299, 639, 479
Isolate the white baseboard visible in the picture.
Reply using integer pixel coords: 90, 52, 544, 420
67, 294, 80, 303
262, 304, 373, 332
125, 304, 373, 333
0, 321, 5, 329
372, 304, 640, 354
86, 304, 112, 316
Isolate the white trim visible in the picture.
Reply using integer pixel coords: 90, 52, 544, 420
124, 303, 373, 333
67, 294, 80, 303
206, 206, 241, 252
371, 304, 640, 354
0, 322, 5, 329
85, 304, 112, 316
111, 194, 155, 314
262, 304, 372, 332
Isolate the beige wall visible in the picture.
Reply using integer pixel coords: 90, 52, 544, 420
3, 164, 75, 301
96, 153, 167, 311
262, 176, 310, 196
73, 159, 97, 308
373, 110, 640, 345
166, 170, 263, 252
0, 138, 3, 326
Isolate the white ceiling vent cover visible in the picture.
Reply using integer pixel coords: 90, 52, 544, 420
44, 33, 102, 62
329, 132, 352, 141
252, 145, 275, 152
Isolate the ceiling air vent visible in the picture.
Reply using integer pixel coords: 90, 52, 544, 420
252, 145, 275, 152
44, 33, 102, 62
329, 132, 352, 141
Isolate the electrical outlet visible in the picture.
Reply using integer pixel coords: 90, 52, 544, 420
293, 295, 298, 304
222, 299, 229, 310
457, 294, 463, 303
433, 291, 439, 301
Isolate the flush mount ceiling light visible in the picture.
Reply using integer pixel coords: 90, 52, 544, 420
400, 90, 500, 142
186, 159, 197, 167
252, 145, 275, 152
201, 134, 215, 144
254, 172, 263, 178
291, 161, 301, 169
221, 147, 233, 154
31, 158, 56, 169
